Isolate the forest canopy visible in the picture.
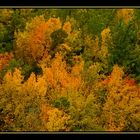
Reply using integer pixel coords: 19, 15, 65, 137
0, 9, 140, 131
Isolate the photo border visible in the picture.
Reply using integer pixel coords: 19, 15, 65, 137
0, 4, 140, 138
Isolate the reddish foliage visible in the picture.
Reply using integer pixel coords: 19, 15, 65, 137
101, 76, 111, 85
0, 52, 13, 71
124, 77, 136, 86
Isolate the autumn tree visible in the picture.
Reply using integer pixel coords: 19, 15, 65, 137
99, 65, 140, 131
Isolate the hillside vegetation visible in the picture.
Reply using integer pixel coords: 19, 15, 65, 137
0, 9, 140, 131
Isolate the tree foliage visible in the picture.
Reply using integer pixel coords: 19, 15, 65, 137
0, 9, 140, 131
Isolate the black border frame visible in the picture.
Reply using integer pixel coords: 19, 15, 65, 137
0, 0, 140, 6
0, 3, 140, 139
0, 132, 140, 139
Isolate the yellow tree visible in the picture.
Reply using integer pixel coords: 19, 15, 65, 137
116, 9, 134, 24
40, 104, 71, 131
0, 68, 47, 131
99, 65, 140, 131
98, 27, 112, 67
